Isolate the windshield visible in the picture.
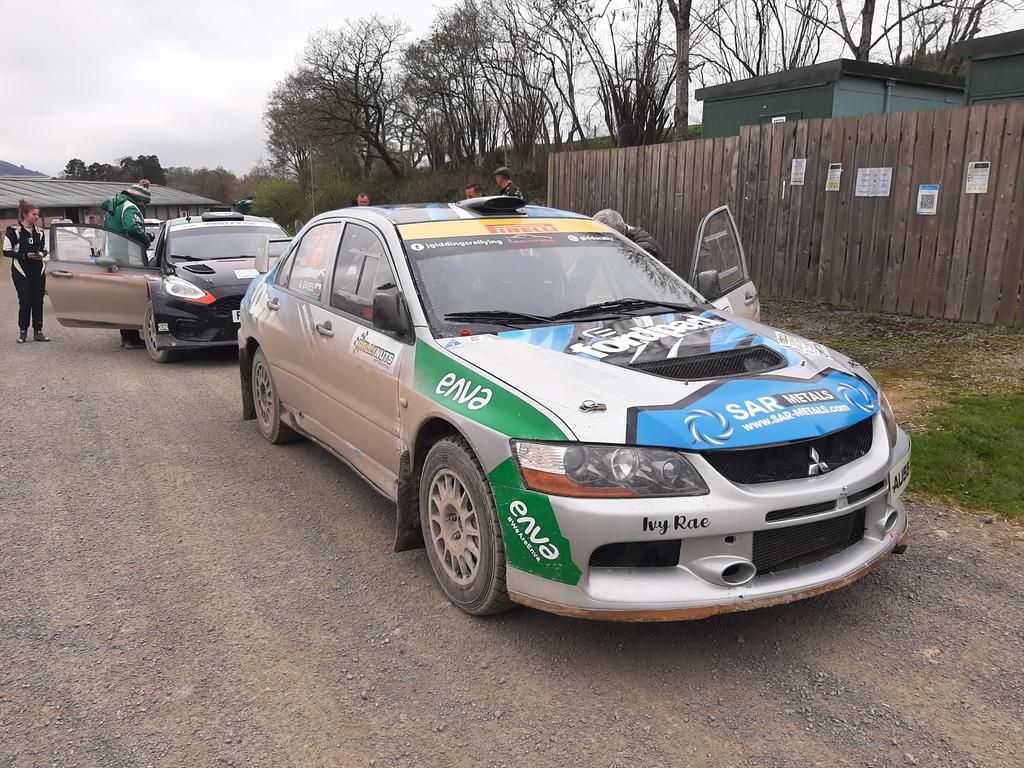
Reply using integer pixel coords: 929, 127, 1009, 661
400, 222, 703, 337
167, 224, 289, 262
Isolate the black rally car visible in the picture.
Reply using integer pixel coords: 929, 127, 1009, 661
143, 211, 290, 362
47, 212, 290, 361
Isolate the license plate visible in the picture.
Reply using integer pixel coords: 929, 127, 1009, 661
232, 309, 241, 323
889, 451, 911, 499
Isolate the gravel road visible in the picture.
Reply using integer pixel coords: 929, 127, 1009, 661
2, 280, 1022, 768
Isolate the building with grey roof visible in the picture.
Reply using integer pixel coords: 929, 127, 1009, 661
0, 177, 220, 229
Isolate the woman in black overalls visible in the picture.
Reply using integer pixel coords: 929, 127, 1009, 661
3, 199, 50, 343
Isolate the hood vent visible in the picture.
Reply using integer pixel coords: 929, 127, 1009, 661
630, 346, 785, 381
181, 263, 216, 275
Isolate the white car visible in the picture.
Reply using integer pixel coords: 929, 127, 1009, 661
238, 197, 911, 620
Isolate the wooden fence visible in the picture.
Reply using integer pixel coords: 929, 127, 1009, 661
547, 101, 1024, 327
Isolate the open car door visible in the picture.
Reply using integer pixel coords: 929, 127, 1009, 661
690, 206, 759, 321
47, 223, 157, 329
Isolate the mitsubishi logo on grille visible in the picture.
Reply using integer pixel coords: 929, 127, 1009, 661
808, 447, 830, 476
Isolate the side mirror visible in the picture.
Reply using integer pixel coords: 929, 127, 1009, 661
95, 254, 119, 272
254, 235, 271, 274
372, 287, 412, 339
697, 269, 722, 301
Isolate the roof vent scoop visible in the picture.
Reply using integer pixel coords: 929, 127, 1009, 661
457, 196, 526, 215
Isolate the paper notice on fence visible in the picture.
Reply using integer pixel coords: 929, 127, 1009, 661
916, 184, 940, 215
965, 161, 990, 194
825, 163, 842, 192
855, 167, 893, 197
791, 158, 806, 185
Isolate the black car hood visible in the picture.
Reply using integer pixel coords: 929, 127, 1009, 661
174, 258, 261, 289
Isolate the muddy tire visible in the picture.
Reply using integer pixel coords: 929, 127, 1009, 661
144, 306, 179, 364
251, 347, 298, 445
419, 436, 513, 616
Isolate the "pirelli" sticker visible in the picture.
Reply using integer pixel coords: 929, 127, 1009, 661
398, 218, 611, 241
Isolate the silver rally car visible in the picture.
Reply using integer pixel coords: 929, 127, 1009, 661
238, 197, 911, 620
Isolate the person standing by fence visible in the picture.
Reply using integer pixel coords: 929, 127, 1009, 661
593, 209, 664, 263
4, 200, 50, 344
493, 167, 523, 199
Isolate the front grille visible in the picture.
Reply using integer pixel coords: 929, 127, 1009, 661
212, 295, 243, 314
630, 346, 785, 381
766, 500, 836, 523
848, 480, 886, 505
589, 540, 681, 568
753, 508, 866, 573
703, 417, 873, 484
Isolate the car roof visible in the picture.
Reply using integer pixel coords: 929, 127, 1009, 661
333, 202, 591, 227
165, 213, 286, 231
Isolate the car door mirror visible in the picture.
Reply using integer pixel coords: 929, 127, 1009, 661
254, 235, 271, 274
373, 287, 411, 339
697, 269, 722, 301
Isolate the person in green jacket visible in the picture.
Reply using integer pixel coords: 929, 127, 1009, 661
100, 180, 153, 347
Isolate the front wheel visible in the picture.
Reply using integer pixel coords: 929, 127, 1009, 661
252, 347, 298, 444
419, 437, 513, 616
144, 305, 179, 364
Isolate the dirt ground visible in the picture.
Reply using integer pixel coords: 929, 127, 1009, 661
760, 298, 1024, 431
2, 281, 1022, 768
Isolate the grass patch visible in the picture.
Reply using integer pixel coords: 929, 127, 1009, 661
910, 394, 1024, 519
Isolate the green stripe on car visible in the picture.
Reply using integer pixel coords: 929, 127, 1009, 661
414, 340, 567, 440
488, 458, 582, 586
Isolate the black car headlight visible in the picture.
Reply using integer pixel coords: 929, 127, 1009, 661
511, 441, 709, 498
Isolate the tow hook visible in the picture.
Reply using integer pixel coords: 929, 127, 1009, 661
893, 527, 910, 555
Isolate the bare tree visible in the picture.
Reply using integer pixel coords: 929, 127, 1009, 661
889, 0, 1022, 69
298, 16, 410, 179
402, 1, 501, 167
561, 0, 676, 147
500, 0, 594, 147
666, 0, 694, 139
695, 0, 831, 83
264, 74, 316, 189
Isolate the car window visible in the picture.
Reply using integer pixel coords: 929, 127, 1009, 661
403, 230, 701, 337
286, 222, 343, 302
329, 224, 390, 321
165, 223, 289, 263
51, 224, 147, 268
696, 210, 746, 293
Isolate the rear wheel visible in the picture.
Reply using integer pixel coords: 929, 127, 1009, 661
252, 347, 298, 444
144, 306, 179, 364
419, 437, 513, 616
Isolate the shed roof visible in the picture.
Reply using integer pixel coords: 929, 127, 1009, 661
950, 29, 1024, 59
0, 177, 220, 209
695, 58, 965, 102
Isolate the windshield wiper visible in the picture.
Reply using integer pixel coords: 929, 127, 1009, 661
444, 310, 555, 327
550, 297, 697, 321
170, 254, 204, 261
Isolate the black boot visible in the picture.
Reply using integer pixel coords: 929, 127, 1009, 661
17, 330, 27, 344
34, 330, 50, 342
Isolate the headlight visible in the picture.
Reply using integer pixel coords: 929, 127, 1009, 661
512, 441, 709, 498
879, 388, 898, 447
164, 276, 214, 303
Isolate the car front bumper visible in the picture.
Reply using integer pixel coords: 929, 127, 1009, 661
505, 417, 911, 620
151, 294, 244, 351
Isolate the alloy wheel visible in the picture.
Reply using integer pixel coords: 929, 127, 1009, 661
427, 469, 481, 586
253, 359, 275, 430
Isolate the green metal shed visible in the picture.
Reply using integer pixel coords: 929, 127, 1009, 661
950, 29, 1024, 104
696, 59, 966, 138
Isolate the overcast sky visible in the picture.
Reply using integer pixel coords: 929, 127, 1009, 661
1, 0, 453, 177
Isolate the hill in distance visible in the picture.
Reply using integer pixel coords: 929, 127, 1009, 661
0, 161, 46, 177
